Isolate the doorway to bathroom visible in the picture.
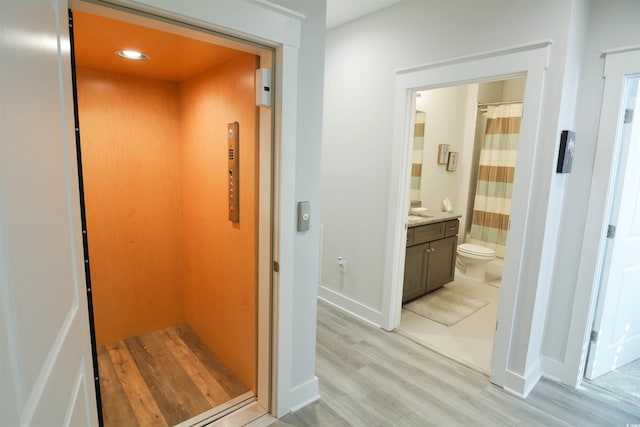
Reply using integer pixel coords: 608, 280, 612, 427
396, 77, 525, 375
70, 4, 273, 425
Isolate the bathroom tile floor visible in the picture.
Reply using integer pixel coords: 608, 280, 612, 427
397, 271, 501, 375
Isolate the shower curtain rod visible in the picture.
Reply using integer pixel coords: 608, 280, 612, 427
477, 100, 523, 107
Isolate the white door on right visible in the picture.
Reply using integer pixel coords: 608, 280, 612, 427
585, 49, 640, 380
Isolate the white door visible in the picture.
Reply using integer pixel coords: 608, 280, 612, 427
585, 50, 640, 380
0, 0, 99, 425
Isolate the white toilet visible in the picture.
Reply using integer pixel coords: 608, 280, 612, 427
456, 243, 496, 282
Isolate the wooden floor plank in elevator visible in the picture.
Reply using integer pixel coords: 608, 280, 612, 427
174, 324, 249, 398
161, 326, 232, 406
125, 333, 211, 426
106, 341, 169, 426
97, 346, 138, 426
98, 325, 250, 427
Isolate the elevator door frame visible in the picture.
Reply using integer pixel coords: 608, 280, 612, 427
69, 0, 280, 422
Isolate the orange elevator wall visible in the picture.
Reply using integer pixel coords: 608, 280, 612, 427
180, 54, 258, 392
76, 68, 185, 346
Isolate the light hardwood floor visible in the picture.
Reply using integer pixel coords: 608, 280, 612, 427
98, 324, 249, 426
275, 302, 640, 426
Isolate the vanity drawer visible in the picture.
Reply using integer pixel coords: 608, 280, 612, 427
444, 219, 459, 237
413, 222, 445, 245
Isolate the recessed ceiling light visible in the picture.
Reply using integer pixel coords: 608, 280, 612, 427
116, 50, 149, 61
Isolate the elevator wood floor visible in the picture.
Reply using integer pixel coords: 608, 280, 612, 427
97, 324, 249, 427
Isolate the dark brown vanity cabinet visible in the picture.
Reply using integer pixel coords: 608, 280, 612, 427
403, 219, 459, 303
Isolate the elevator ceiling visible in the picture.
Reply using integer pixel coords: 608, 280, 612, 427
72, 11, 245, 82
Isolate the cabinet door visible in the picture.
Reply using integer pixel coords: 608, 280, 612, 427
426, 236, 457, 292
403, 243, 428, 303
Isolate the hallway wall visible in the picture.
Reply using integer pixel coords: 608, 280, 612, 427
77, 68, 184, 346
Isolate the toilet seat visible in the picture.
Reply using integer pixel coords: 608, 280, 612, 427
458, 243, 495, 258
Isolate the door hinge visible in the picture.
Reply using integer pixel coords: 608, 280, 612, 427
624, 108, 634, 124
590, 330, 599, 343
495, 321, 498, 331
607, 224, 616, 239
273, 260, 279, 273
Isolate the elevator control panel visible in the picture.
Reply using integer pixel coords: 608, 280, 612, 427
228, 122, 239, 222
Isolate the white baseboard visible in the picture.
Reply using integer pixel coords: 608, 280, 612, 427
287, 376, 320, 414
318, 285, 382, 328
541, 356, 564, 382
503, 358, 541, 398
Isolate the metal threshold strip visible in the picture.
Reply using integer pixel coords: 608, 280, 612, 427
175, 391, 270, 427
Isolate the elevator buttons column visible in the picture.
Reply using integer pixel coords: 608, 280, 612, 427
228, 122, 239, 222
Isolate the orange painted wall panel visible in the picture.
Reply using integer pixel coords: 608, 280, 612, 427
180, 54, 258, 392
76, 68, 184, 346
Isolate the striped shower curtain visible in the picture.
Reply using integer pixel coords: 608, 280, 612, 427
469, 103, 522, 258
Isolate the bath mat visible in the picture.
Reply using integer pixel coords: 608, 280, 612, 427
404, 287, 489, 326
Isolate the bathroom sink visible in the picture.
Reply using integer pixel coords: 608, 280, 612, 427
407, 215, 432, 223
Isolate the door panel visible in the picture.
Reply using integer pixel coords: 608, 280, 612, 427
0, 0, 98, 424
586, 54, 640, 379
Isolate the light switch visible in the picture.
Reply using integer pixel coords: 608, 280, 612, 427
298, 201, 310, 232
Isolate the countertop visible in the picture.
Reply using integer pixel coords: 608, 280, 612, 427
407, 211, 461, 227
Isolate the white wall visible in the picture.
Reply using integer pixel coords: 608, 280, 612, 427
417, 85, 470, 215
269, 0, 327, 404
321, 0, 589, 392
502, 78, 527, 102
544, 0, 640, 378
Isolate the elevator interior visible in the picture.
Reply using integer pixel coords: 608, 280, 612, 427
71, 9, 260, 425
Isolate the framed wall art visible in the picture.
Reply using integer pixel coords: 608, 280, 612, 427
446, 151, 458, 171
438, 144, 450, 164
